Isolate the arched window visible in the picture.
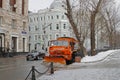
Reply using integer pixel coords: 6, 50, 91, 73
63, 24, 66, 29
63, 34, 66, 37
57, 15, 59, 19
56, 34, 59, 39
56, 24, 59, 29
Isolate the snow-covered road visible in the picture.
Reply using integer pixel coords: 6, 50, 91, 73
39, 50, 120, 80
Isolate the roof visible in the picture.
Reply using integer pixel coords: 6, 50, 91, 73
50, 0, 65, 9
57, 37, 77, 42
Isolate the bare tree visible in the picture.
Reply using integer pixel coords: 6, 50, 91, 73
65, 0, 118, 56
100, 3, 120, 48
65, 0, 87, 56
65, 0, 104, 56
89, 0, 104, 55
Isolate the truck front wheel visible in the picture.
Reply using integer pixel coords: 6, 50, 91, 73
66, 53, 75, 65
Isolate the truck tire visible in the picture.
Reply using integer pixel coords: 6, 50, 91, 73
35, 56, 39, 60
66, 60, 71, 65
26, 57, 29, 61
66, 53, 76, 65
72, 53, 75, 62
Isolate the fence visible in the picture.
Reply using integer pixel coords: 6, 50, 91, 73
25, 62, 54, 80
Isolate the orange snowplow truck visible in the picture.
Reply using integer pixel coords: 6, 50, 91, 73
44, 37, 79, 65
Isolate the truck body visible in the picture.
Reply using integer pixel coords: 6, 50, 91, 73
44, 37, 79, 65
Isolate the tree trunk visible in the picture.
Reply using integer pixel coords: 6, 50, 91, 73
65, 0, 85, 56
90, 12, 96, 56
90, 0, 103, 56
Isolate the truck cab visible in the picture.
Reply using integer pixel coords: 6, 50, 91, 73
44, 37, 79, 64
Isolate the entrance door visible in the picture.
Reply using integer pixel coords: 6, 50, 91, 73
12, 37, 17, 52
28, 43, 31, 52
0, 36, 2, 52
23, 38, 25, 52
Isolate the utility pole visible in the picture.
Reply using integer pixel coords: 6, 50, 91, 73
42, 23, 52, 51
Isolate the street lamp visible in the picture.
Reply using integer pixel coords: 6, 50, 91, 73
42, 23, 52, 51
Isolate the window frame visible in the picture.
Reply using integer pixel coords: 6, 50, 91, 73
0, 0, 2, 8
11, 19, 17, 29
0, 16, 3, 26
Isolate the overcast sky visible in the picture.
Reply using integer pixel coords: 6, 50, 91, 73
29, 0, 54, 12
29, 0, 120, 12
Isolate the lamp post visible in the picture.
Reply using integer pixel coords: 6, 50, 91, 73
42, 23, 52, 51
59, 21, 62, 37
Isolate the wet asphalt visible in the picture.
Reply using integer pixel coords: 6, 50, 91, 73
0, 55, 47, 80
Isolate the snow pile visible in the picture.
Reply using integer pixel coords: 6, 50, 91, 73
81, 50, 116, 63
38, 50, 119, 80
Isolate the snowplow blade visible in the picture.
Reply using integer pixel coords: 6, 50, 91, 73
44, 56, 66, 64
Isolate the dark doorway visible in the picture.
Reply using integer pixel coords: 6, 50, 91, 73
0, 36, 2, 47
23, 38, 25, 52
0, 36, 2, 53
12, 37, 17, 52
28, 43, 31, 52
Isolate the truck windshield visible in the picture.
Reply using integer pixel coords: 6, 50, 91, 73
50, 40, 68, 46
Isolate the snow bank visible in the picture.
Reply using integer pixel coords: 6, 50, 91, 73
81, 50, 116, 63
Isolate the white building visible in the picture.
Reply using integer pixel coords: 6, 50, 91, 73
28, 0, 73, 52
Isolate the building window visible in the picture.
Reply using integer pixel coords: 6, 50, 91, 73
51, 16, 53, 19
29, 26, 31, 31
63, 24, 66, 29
29, 18, 31, 22
49, 35, 52, 40
30, 18, 32, 22
35, 26, 38, 31
0, 16, 2, 26
48, 16, 50, 20
29, 36, 31, 41
34, 18, 35, 22
37, 17, 39, 21
63, 34, 66, 37
62, 5, 64, 7
34, 44, 36, 50
50, 26, 52, 30
0, 0, 2, 8
57, 15, 59, 19
56, 34, 59, 39
11, 19, 16, 28
49, 24, 52, 30
44, 16, 45, 20
41, 17, 42, 21
23, 22, 26, 30
38, 35, 41, 39
22, 0, 25, 15
62, 15, 64, 19
42, 35, 44, 40
56, 24, 59, 29
35, 35, 37, 40
10, 0, 16, 12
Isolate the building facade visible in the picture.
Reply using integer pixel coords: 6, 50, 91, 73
0, 0, 28, 53
28, 0, 74, 52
